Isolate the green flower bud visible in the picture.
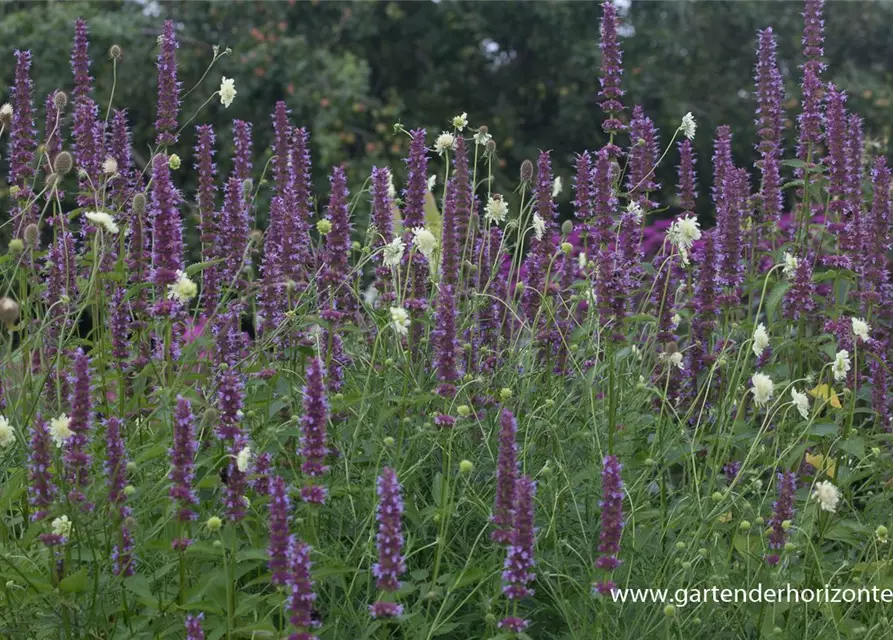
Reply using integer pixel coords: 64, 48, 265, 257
499, 388, 512, 401
168, 154, 181, 170
206, 516, 223, 532
383, 436, 395, 447
316, 219, 332, 235
457, 405, 471, 418
459, 460, 474, 474
663, 604, 676, 617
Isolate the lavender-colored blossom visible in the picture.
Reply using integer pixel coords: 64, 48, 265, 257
370, 166, 396, 303
250, 451, 273, 496
440, 180, 460, 287
8, 51, 37, 236
219, 175, 250, 287
185, 613, 205, 640
401, 130, 430, 313
194, 125, 219, 310
596, 455, 624, 571
711, 125, 734, 213
224, 438, 248, 522
491, 409, 519, 544
286, 539, 319, 640
766, 471, 796, 565
862, 158, 891, 303
71, 19, 92, 100
258, 194, 288, 337
501, 475, 536, 602
802, 0, 825, 63
155, 20, 181, 146
108, 110, 136, 205
43, 92, 63, 183
598, 0, 625, 138
105, 417, 127, 510
28, 415, 56, 521
43, 232, 77, 359
299, 357, 329, 503
783, 253, 816, 320
677, 140, 698, 217
870, 354, 890, 431
475, 227, 507, 371
595, 246, 626, 341
591, 148, 617, 248
754, 28, 784, 156
268, 476, 292, 585
524, 151, 558, 317
498, 617, 530, 634
287, 126, 313, 285
718, 167, 749, 302
843, 114, 865, 260
149, 154, 185, 314
452, 136, 473, 255
272, 101, 293, 194
369, 466, 405, 618
627, 105, 661, 208
573, 151, 595, 238
319, 166, 354, 322
433, 283, 461, 397
824, 85, 848, 221
72, 96, 102, 210
113, 523, 136, 577
233, 119, 253, 182
688, 232, 719, 386
65, 349, 93, 510
108, 287, 130, 365
214, 310, 245, 440
797, 57, 824, 163
169, 396, 199, 523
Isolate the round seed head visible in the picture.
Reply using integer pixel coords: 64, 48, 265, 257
0, 297, 20, 326
53, 91, 68, 110
520, 159, 534, 182
131, 193, 147, 217
23, 223, 39, 248
53, 151, 73, 175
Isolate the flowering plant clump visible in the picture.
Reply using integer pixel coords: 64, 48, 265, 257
2, 2, 893, 638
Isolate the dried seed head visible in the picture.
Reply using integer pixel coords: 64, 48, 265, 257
131, 193, 147, 217
200, 407, 220, 429
241, 178, 253, 196
45, 172, 60, 190
665, 341, 679, 355
520, 159, 534, 182
53, 151, 73, 175
486, 139, 497, 155
53, 91, 68, 111
0, 297, 20, 327
561, 220, 574, 236
0, 103, 12, 125
23, 224, 39, 249
109, 44, 123, 60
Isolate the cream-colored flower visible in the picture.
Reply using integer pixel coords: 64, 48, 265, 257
782, 252, 799, 279
832, 350, 851, 382
236, 445, 251, 473
667, 215, 701, 264
532, 214, 546, 241
752, 323, 769, 358
382, 236, 405, 268
484, 195, 508, 224
85, 211, 119, 234
102, 157, 118, 175
167, 270, 198, 303
552, 176, 563, 198
627, 201, 644, 223
452, 112, 468, 131
387, 171, 397, 199
411, 227, 437, 261
52, 515, 72, 538
434, 131, 456, 155
791, 388, 810, 419
219, 76, 237, 108
427, 175, 437, 192
0, 415, 14, 448
750, 373, 774, 407
812, 480, 841, 513
49, 414, 73, 447
851, 317, 870, 342
473, 128, 492, 147
0, 103, 13, 121
668, 352, 684, 370
680, 112, 697, 140
390, 306, 410, 336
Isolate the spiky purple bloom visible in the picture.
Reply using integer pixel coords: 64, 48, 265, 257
250, 451, 273, 496
224, 438, 249, 522
268, 476, 292, 585
766, 471, 797, 565
43, 232, 77, 359
627, 105, 661, 208
491, 409, 519, 544
824, 85, 848, 221
498, 617, 530, 633
475, 227, 507, 371
689, 232, 719, 384
185, 613, 205, 640
370, 166, 396, 303
842, 114, 865, 261
797, 55, 824, 163
286, 539, 319, 640
109, 287, 130, 365
783, 253, 816, 320
27, 415, 56, 521
169, 396, 199, 523
725, 461, 743, 482
155, 20, 181, 146
573, 151, 595, 239
105, 417, 127, 510
501, 475, 536, 601
219, 175, 250, 287
272, 101, 293, 194
113, 524, 136, 577
319, 166, 354, 322
370, 467, 406, 613
432, 283, 461, 397
677, 140, 698, 217
72, 95, 102, 210
195, 125, 219, 310
43, 92, 63, 182
596, 455, 624, 571
149, 154, 185, 314
598, 0, 625, 138
717, 167, 748, 302
287, 126, 313, 285
258, 193, 289, 337
8, 50, 37, 236
591, 148, 616, 248
524, 151, 558, 317
441, 180, 460, 287
71, 19, 92, 100
862, 158, 891, 303
108, 110, 136, 204
452, 136, 473, 255
214, 309, 245, 438
299, 357, 329, 503
802, 0, 825, 63
233, 119, 253, 182
595, 246, 626, 341
755, 28, 784, 157
65, 349, 93, 510
401, 130, 430, 312
711, 125, 734, 211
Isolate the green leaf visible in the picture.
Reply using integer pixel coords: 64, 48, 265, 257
765, 280, 790, 323
59, 568, 88, 593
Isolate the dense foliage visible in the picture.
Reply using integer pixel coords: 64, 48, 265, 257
1, 1, 893, 639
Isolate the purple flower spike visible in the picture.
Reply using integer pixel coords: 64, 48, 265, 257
286, 538, 319, 640
299, 357, 330, 502
65, 349, 94, 511
149, 154, 185, 315
370, 166, 396, 303
233, 119, 253, 182
440, 180, 460, 287
9, 50, 37, 236
28, 415, 57, 521
194, 124, 219, 310
250, 451, 273, 496
105, 417, 128, 511
43, 92, 63, 185
688, 232, 719, 388
627, 105, 661, 209
591, 148, 617, 247
598, 0, 625, 139
863, 158, 891, 303
272, 101, 293, 194
783, 253, 816, 320
319, 166, 354, 322
71, 19, 93, 100
754, 28, 784, 157
108, 110, 135, 206
288, 126, 313, 285
824, 85, 848, 222
677, 139, 698, 217
492, 409, 519, 544
452, 136, 473, 254
501, 475, 536, 602
433, 282, 461, 395
219, 175, 250, 287
498, 617, 530, 634
401, 130, 430, 312
370, 466, 406, 617
169, 396, 199, 523
595, 455, 625, 571
185, 613, 205, 640
524, 150, 558, 317
155, 20, 181, 146
766, 471, 797, 565
268, 476, 292, 586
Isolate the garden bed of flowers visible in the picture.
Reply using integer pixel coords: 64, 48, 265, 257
1, 1, 892, 638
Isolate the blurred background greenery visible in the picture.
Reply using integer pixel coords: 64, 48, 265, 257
2, 0, 893, 219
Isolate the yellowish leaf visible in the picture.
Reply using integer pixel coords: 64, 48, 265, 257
809, 383, 842, 409
805, 452, 836, 479
718, 511, 733, 523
